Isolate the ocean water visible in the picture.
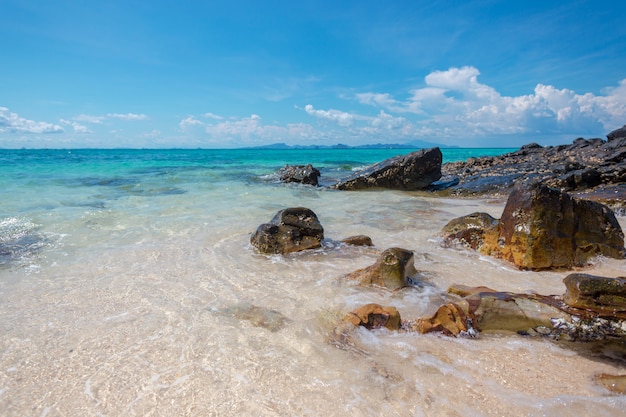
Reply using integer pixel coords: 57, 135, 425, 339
1, 148, 625, 417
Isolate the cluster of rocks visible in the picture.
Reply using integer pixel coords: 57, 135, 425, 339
275, 125, 626, 213
251, 125, 626, 393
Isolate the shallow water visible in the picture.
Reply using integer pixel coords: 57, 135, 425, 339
1, 149, 625, 416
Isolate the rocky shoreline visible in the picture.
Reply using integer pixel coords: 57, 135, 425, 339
255, 125, 626, 394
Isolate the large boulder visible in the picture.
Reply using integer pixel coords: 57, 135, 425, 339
345, 247, 417, 290
250, 207, 324, 254
278, 164, 321, 186
563, 273, 626, 314
480, 183, 625, 269
333, 147, 442, 190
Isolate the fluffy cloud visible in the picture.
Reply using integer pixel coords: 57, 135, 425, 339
0, 107, 63, 134
351, 66, 626, 138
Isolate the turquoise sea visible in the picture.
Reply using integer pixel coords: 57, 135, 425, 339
1, 147, 625, 416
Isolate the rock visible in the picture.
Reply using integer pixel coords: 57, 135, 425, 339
447, 284, 498, 297
607, 124, 626, 141
343, 303, 401, 330
333, 147, 442, 191
412, 303, 471, 336
250, 207, 324, 254
345, 247, 417, 290
341, 235, 373, 246
217, 303, 289, 332
465, 292, 570, 333
439, 131, 626, 200
278, 164, 321, 186
596, 374, 626, 394
442, 212, 499, 249
479, 182, 625, 269
563, 273, 626, 313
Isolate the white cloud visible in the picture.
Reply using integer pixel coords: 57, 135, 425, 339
60, 119, 92, 133
304, 104, 358, 127
203, 112, 223, 120
106, 113, 149, 121
0, 107, 63, 134
352, 66, 626, 138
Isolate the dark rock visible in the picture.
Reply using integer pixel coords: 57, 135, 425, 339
341, 235, 373, 246
440, 131, 626, 200
596, 374, 626, 394
278, 164, 321, 186
343, 303, 401, 330
563, 273, 626, 313
480, 183, 625, 269
442, 212, 498, 249
345, 247, 417, 290
333, 147, 442, 191
250, 207, 324, 254
608, 124, 626, 141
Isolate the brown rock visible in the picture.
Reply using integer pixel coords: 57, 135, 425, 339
413, 303, 470, 336
563, 273, 626, 313
447, 284, 498, 297
343, 303, 401, 330
250, 207, 324, 254
466, 292, 570, 333
341, 235, 373, 246
442, 212, 498, 249
596, 374, 626, 394
345, 247, 417, 290
480, 182, 625, 269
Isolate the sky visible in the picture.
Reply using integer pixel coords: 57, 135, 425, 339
1, 0, 625, 149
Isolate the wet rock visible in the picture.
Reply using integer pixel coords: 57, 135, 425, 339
218, 303, 289, 332
439, 132, 626, 199
411, 303, 472, 336
465, 292, 570, 333
333, 147, 442, 191
278, 164, 321, 186
447, 284, 498, 297
596, 374, 626, 394
442, 212, 498, 249
343, 303, 401, 330
250, 207, 324, 254
341, 235, 373, 246
480, 182, 625, 269
563, 274, 626, 313
345, 247, 418, 290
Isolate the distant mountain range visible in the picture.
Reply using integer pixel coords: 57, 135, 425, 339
245, 140, 457, 150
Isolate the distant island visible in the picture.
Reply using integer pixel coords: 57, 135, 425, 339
244, 140, 457, 150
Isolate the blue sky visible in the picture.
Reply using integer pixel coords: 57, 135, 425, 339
1, 0, 625, 148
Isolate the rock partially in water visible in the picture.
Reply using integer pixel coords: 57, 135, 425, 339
250, 207, 324, 254
332, 147, 442, 191
345, 247, 418, 290
343, 303, 401, 330
563, 273, 626, 314
278, 164, 321, 186
442, 212, 498, 250
218, 302, 289, 332
411, 303, 472, 336
596, 373, 626, 394
439, 132, 626, 202
341, 235, 373, 246
479, 182, 625, 269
